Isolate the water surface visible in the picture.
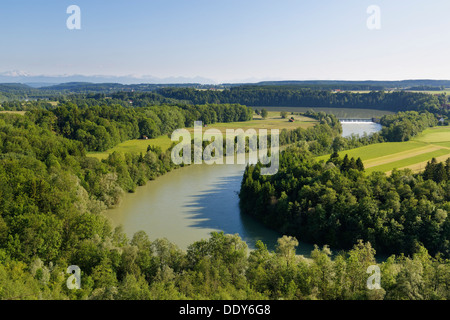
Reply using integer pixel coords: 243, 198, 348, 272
341, 121, 382, 138
105, 121, 383, 257
106, 159, 315, 255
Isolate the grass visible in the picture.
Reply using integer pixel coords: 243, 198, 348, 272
405, 90, 450, 95
317, 126, 450, 174
434, 141, 450, 148
367, 148, 450, 174
347, 89, 450, 95
0, 111, 27, 115
316, 141, 427, 163
88, 136, 174, 161
260, 107, 393, 119
186, 111, 317, 135
413, 127, 450, 143
88, 112, 317, 160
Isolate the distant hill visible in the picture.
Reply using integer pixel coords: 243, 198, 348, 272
0, 82, 223, 101
0, 72, 215, 85
38, 82, 211, 93
1, 79, 450, 102
251, 80, 450, 91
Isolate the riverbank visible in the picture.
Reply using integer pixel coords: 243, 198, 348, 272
87, 112, 318, 161
102, 121, 386, 258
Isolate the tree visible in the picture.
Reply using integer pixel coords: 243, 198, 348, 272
260, 109, 268, 119
276, 235, 299, 267
433, 163, 447, 183
310, 245, 334, 299
117, 273, 151, 300
356, 157, 365, 171
332, 136, 347, 152
138, 118, 160, 138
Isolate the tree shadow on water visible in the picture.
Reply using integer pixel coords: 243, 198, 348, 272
182, 174, 286, 252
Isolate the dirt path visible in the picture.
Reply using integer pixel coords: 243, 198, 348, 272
364, 145, 443, 168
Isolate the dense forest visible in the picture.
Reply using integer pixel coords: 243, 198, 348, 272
2, 83, 450, 120
0, 111, 447, 300
3, 80, 450, 101
26, 103, 253, 152
239, 147, 450, 258
379, 111, 438, 142
0, 89, 449, 300
156, 87, 449, 113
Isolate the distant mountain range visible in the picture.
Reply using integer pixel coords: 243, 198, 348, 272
0, 71, 217, 87
2, 70, 450, 90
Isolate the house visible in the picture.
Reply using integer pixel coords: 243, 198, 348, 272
289, 117, 295, 122
142, 135, 149, 140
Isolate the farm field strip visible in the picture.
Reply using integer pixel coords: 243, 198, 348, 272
365, 148, 450, 174
363, 145, 443, 168
0, 110, 27, 115
317, 126, 450, 174
315, 141, 427, 163
433, 141, 450, 148
388, 154, 450, 174
261, 106, 394, 118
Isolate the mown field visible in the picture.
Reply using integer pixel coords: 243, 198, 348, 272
186, 111, 316, 134
88, 112, 317, 160
0, 110, 27, 115
317, 126, 450, 174
261, 107, 393, 119
347, 89, 450, 95
405, 90, 450, 95
88, 135, 174, 161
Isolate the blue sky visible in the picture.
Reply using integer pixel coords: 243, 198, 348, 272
1, 0, 450, 83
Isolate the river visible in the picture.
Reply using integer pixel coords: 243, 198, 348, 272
105, 158, 306, 254
105, 122, 382, 256
341, 120, 382, 138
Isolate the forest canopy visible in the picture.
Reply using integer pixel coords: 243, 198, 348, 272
239, 147, 450, 258
0, 90, 449, 300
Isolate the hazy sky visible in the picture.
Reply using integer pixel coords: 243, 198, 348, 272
1, 0, 450, 83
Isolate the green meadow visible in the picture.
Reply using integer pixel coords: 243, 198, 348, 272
413, 127, 450, 143
88, 135, 174, 161
262, 107, 393, 119
87, 112, 317, 160
367, 148, 450, 174
316, 141, 427, 163
0, 110, 27, 115
186, 111, 317, 134
88, 118, 450, 173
